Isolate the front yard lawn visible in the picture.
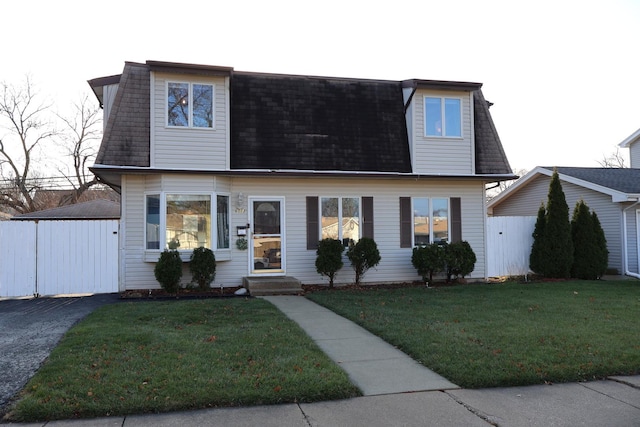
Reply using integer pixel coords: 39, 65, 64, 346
307, 280, 640, 388
8, 298, 360, 422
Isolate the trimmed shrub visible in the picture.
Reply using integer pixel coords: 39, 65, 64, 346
445, 241, 476, 281
189, 247, 216, 290
347, 237, 381, 285
154, 249, 183, 293
411, 243, 445, 285
315, 238, 344, 288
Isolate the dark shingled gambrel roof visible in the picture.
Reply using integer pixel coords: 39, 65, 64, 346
550, 167, 640, 194
91, 61, 514, 178
230, 73, 411, 172
95, 62, 150, 167
473, 90, 512, 174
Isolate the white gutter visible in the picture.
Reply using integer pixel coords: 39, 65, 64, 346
622, 199, 640, 279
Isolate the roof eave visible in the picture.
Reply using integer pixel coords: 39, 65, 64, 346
90, 164, 517, 181
619, 127, 640, 148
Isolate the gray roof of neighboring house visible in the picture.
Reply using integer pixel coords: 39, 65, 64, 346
548, 167, 640, 194
92, 61, 513, 175
11, 200, 120, 221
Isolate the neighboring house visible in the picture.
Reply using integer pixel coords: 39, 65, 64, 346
487, 128, 640, 279
11, 199, 120, 221
88, 60, 515, 291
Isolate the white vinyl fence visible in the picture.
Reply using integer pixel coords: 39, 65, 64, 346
486, 216, 536, 277
0, 220, 119, 298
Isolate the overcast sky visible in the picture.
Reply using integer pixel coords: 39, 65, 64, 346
4, 0, 639, 173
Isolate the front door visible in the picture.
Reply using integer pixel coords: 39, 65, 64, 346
250, 198, 284, 274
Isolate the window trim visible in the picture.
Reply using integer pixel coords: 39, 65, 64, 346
307, 196, 373, 249
320, 196, 362, 245
166, 81, 215, 129
400, 197, 461, 248
144, 192, 230, 255
424, 96, 462, 138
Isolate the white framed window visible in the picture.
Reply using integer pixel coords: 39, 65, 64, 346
145, 193, 229, 251
424, 97, 461, 137
167, 82, 214, 128
413, 197, 449, 245
320, 197, 361, 245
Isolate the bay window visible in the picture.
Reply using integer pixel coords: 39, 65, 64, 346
146, 193, 229, 251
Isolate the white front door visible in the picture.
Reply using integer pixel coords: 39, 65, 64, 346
250, 198, 285, 275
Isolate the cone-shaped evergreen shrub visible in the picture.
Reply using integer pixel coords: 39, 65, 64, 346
571, 200, 600, 279
591, 211, 609, 277
541, 170, 573, 278
347, 237, 381, 285
315, 238, 344, 288
529, 203, 547, 275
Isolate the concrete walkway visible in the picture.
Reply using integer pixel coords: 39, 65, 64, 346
261, 295, 458, 395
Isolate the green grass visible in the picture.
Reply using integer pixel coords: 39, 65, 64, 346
307, 280, 640, 388
9, 298, 359, 422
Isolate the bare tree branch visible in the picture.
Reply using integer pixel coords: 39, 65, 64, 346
597, 147, 627, 168
55, 95, 102, 206
0, 76, 57, 213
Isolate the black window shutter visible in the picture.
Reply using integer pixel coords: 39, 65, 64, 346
362, 197, 374, 239
450, 197, 462, 243
306, 196, 319, 250
399, 197, 412, 248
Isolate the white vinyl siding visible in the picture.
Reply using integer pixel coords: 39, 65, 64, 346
412, 90, 474, 174
120, 175, 487, 289
491, 174, 625, 274
151, 72, 229, 170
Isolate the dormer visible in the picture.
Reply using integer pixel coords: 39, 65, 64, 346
147, 61, 233, 171
402, 79, 482, 175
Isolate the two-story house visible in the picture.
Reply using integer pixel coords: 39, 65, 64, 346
89, 60, 515, 292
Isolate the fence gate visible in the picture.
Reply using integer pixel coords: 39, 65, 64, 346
0, 220, 119, 298
486, 216, 536, 277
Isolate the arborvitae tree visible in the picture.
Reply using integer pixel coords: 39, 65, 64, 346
571, 200, 599, 279
541, 169, 573, 278
591, 211, 609, 277
529, 203, 547, 275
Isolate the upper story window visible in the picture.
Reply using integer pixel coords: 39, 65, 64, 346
321, 197, 360, 245
146, 193, 229, 251
424, 97, 461, 137
167, 82, 214, 128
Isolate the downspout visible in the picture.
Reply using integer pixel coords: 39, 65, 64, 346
622, 199, 640, 279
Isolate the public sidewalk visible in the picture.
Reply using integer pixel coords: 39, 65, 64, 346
261, 295, 458, 395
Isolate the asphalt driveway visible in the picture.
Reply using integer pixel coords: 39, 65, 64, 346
0, 294, 120, 416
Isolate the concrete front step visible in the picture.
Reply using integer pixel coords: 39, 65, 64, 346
243, 276, 303, 296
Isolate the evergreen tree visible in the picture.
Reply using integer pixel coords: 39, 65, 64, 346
571, 200, 598, 279
542, 170, 573, 278
529, 203, 547, 274
591, 211, 609, 277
